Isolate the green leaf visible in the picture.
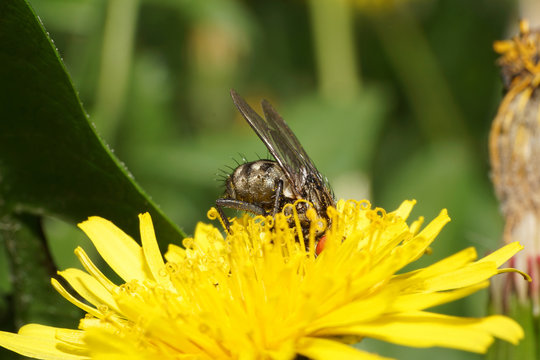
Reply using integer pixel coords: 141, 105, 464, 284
0, 0, 185, 248
0, 214, 81, 327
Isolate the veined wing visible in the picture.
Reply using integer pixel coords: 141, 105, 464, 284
230, 89, 329, 196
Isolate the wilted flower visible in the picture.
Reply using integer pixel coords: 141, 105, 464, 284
491, 19, 540, 314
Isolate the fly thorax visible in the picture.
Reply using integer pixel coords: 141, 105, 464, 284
225, 160, 291, 209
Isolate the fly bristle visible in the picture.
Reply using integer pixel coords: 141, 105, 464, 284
214, 176, 228, 184
238, 152, 248, 163
215, 165, 232, 180
231, 156, 241, 166
214, 171, 229, 184
217, 168, 230, 175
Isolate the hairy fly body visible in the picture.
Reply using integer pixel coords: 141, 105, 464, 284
219, 160, 295, 216
216, 90, 335, 237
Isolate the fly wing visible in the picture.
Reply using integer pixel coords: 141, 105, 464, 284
230, 89, 300, 196
230, 89, 329, 196
260, 98, 326, 188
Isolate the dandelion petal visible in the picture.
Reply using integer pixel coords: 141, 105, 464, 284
297, 337, 391, 360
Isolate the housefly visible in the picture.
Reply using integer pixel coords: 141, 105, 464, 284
216, 90, 335, 245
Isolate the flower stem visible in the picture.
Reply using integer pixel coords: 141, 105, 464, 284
93, 0, 140, 140
308, 0, 360, 101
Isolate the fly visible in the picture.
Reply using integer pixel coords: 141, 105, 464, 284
215, 89, 335, 241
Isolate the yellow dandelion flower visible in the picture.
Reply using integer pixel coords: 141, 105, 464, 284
0, 200, 525, 359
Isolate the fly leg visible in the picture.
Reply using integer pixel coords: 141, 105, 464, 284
271, 179, 283, 216
215, 199, 266, 233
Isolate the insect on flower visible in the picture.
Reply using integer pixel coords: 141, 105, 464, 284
216, 90, 335, 249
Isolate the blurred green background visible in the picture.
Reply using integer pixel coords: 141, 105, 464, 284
0, 0, 531, 359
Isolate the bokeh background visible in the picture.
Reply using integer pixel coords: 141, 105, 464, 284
3, 0, 537, 359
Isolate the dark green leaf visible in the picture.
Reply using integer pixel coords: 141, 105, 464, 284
0, 0, 185, 248
0, 214, 81, 327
